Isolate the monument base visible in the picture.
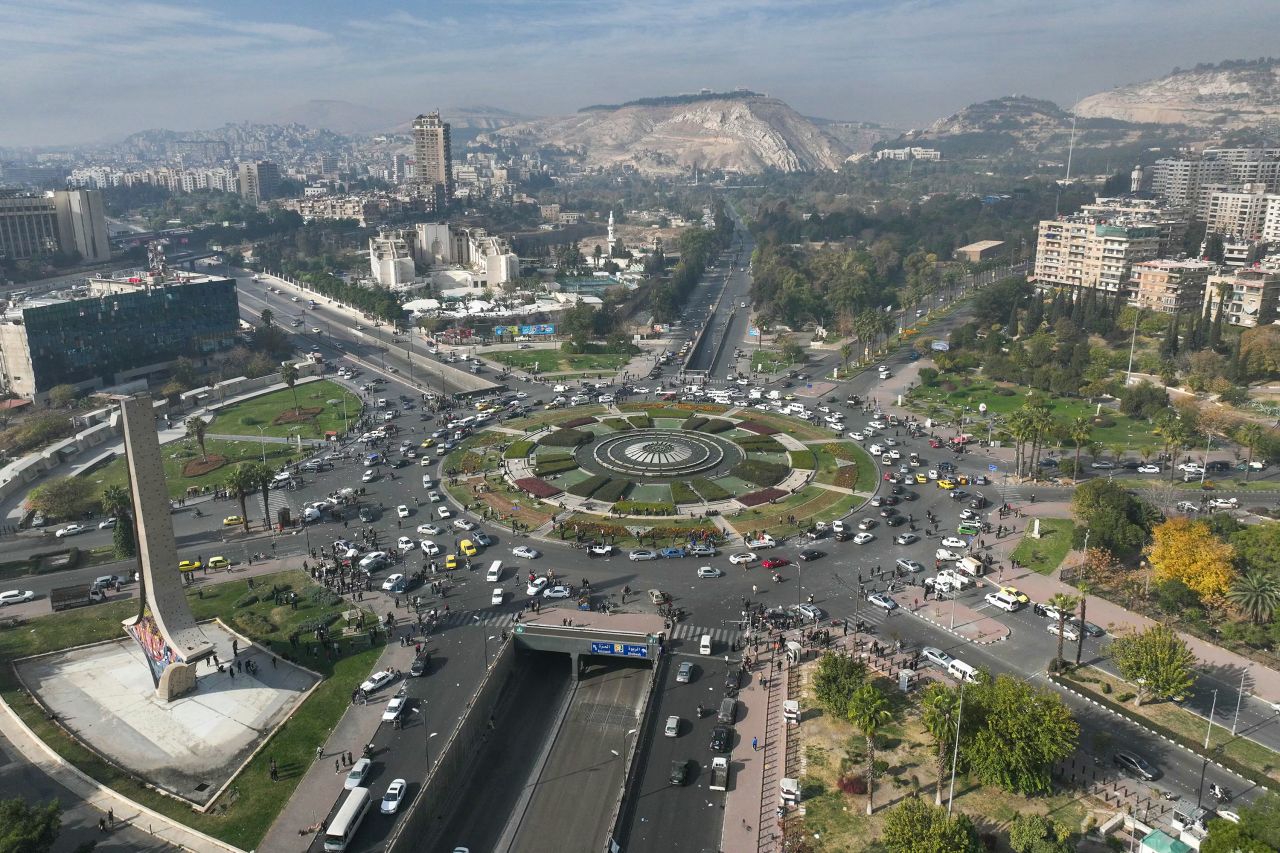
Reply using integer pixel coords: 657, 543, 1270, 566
158, 661, 197, 701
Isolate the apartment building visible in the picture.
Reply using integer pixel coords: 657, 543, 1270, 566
412, 111, 453, 209
1205, 183, 1277, 240
1150, 149, 1280, 214
237, 160, 280, 205
1032, 216, 1160, 294
1130, 258, 1214, 315
1079, 196, 1189, 257
1202, 267, 1280, 328
0, 189, 110, 263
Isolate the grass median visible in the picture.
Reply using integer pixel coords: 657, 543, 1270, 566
1009, 518, 1076, 575
207, 379, 362, 440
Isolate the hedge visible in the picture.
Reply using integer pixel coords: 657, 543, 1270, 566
534, 458, 579, 476
671, 481, 701, 504
682, 416, 709, 431
699, 418, 734, 434
568, 474, 611, 497
732, 459, 790, 487
559, 416, 597, 429
692, 478, 731, 501
788, 450, 817, 470
600, 418, 635, 432
538, 428, 591, 447
503, 440, 534, 459
626, 415, 653, 429
735, 435, 786, 454
593, 479, 632, 502
740, 487, 787, 507
288, 612, 342, 642
613, 500, 676, 515
235, 593, 261, 608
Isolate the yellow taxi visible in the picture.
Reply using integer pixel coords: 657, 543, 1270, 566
1000, 586, 1030, 604
460, 539, 478, 557
223, 515, 244, 526
420, 438, 436, 448
445, 554, 459, 570
207, 556, 230, 570
914, 473, 929, 484
178, 560, 202, 572
937, 479, 957, 490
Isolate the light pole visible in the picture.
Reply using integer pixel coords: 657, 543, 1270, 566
1196, 689, 1219, 809
255, 425, 267, 465
1232, 667, 1249, 736
946, 681, 966, 818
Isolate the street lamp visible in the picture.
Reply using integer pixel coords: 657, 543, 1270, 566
1232, 667, 1249, 736
1196, 689, 1219, 809
946, 681, 966, 817
255, 425, 267, 465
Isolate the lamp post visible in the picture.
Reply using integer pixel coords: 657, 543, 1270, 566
946, 681, 966, 818
1196, 689, 1219, 809
1232, 667, 1249, 736
255, 425, 267, 465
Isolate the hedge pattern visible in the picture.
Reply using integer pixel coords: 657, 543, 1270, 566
534, 458, 579, 477
600, 418, 635, 432
626, 415, 653, 428
788, 450, 817, 470
735, 435, 786, 454
698, 418, 734, 434
613, 500, 676, 515
738, 420, 780, 435
559, 416, 597, 429
568, 474, 611, 497
515, 477, 563, 498
538, 428, 592, 447
731, 459, 789, 487
503, 440, 534, 459
671, 481, 701, 504
593, 479, 632, 502
739, 487, 787, 507
692, 478, 731, 501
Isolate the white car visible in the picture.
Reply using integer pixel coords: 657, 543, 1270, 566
665, 715, 681, 737
362, 469, 377, 483
543, 585, 572, 599
847, 431, 866, 441
928, 469, 940, 480
1209, 497, 1239, 509
359, 669, 396, 694
729, 552, 757, 565
397, 504, 410, 518
868, 420, 886, 429
883, 437, 898, 446
417, 523, 444, 535
428, 491, 442, 502
452, 519, 476, 531
867, 593, 898, 611
396, 536, 415, 551
1177, 462, 1204, 473
923, 647, 954, 668
868, 444, 884, 456
887, 449, 901, 460
491, 587, 505, 605
437, 506, 453, 519
512, 546, 540, 560
935, 549, 961, 562
381, 695, 407, 722
55, 523, 88, 538
1137, 464, 1161, 474
941, 537, 967, 549
420, 540, 441, 556
98, 517, 117, 529
0, 590, 35, 606
697, 566, 723, 578
1046, 622, 1080, 642
852, 532, 874, 545
381, 573, 406, 592
793, 603, 824, 621
380, 779, 407, 815
526, 577, 548, 596
894, 533, 920, 546
1175, 501, 1200, 513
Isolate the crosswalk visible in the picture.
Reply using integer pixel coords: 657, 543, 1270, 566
666, 623, 746, 647
421, 609, 747, 647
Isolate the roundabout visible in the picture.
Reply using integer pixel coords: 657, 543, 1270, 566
588, 429, 740, 479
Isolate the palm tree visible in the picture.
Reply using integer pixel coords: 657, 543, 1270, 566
186, 416, 209, 462
224, 464, 259, 532
1227, 571, 1280, 625
1048, 592, 1080, 667
847, 683, 893, 815
1006, 409, 1035, 478
1069, 416, 1092, 480
260, 307, 274, 327
1075, 582, 1092, 666
281, 362, 300, 414
1110, 444, 1126, 465
248, 461, 276, 528
839, 342, 854, 378
1237, 423, 1264, 483
920, 684, 960, 805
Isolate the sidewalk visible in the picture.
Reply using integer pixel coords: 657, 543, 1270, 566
721, 642, 781, 852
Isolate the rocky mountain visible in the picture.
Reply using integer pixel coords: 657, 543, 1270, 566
1073, 58, 1280, 132
477, 91, 854, 174
259, 100, 403, 135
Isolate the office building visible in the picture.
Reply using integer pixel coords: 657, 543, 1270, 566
412, 111, 453, 209
0, 272, 240, 401
1129, 259, 1214, 315
237, 161, 280, 204
1032, 216, 1160, 294
0, 189, 110, 263
369, 231, 416, 288
1202, 268, 1280, 328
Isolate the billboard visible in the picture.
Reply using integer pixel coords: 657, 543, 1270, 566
520, 324, 556, 336
590, 641, 650, 659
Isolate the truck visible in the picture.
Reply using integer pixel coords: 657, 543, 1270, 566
50, 584, 106, 612
709, 756, 730, 791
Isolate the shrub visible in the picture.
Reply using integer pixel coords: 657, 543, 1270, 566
940, 381, 957, 392
307, 586, 341, 607
600, 418, 634, 432
671, 481, 701, 504
289, 612, 341, 642
1101, 681, 1112, 694
1116, 692, 1135, 703
692, 478, 731, 501
593, 479, 632, 502
568, 474, 611, 497
559, 416, 597, 429
698, 418, 734, 434
1093, 416, 1116, 428
503, 440, 534, 459
837, 774, 867, 795
235, 593, 261, 608
788, 450, 817, 469
534, 458, 579, 476
682, 416, 709, 431
992, 386, 1016, 396
735, 435, 786, 454
538, 428, 591, 447
626, 415, 652, 429
732, 459, 789, 487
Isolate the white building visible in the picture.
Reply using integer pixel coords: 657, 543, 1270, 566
369, 232, 416, 288
1205, 183, 1276, 240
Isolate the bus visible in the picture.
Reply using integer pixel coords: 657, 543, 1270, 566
323, 787, 371, 852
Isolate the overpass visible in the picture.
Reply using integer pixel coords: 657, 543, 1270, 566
511, 611, 666, 678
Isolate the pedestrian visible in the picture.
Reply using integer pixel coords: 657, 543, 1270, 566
752, 736, 759, 751
335, 759, 340, 773
107, 808, 114, 828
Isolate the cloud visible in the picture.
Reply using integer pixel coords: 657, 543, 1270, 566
0, 0, 1277, 145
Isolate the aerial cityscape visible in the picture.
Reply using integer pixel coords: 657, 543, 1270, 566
3, 3, 1280, 852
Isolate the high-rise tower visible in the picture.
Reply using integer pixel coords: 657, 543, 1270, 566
413, 111, 453, 210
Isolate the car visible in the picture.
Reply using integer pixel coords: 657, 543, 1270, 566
512, 545, 540, 560
710, 725, 733, 752
420, 540, 440, 556
896, 558, 924, 573
393, 504, 410, 519
935, 549, 960, 561
526, 577, 548, 596
382, 573, 406, 592
985, 591, 1022, 612
1215, 809, 1241, 824
51, 522, 85, 539
1070, 617, 1106, 637
98, 517, 117, 529
669, 759, 691, 786
928, 469, 940, 480
473, 531, 494, 547
937, 479, 956, 490
881, 495, 900, 506
629, 549, 658, 561
1175, 501, 1200, 513
344, 758, 372, 790
437, 506, 453, 519
543, 585, 572, 599
1178, 462, 1204, 474
922, 647, 954, 668
362, 469, 377, 483
382, 695, 407, 722
958, 509, 980, 522
729, 552, 757, 565
848, 531, 873, 546
689, 544, 717, 557
1113, 750, 1160, 781
206, 556, 229, 570
857, 518, 877, 531
885, 515, 906, 528
445, 554, 459, 571
677, 661, 695, 683
417, 523, 444, 535
697, 566, 723, 579
941, 537, 968, 549
452, 519, 475, 531
867, 592, 898, 611
999, 586, 1030, 604
914, 473, 929, 484
1210, 497, 1239, 509
657, 546, 685, 558
359, 669, 396, 694
793, 603, 823, 621
1090, 461, 1116, 470
879, 507, 898, 518
1036, 602, 1068, 620
761, 558, 790, 569
869, 496, 883, 507
359, 507, 378, 523
798, 550, 823, 562
460, 540, 478, 557
177, 559, 202, 572
1047, 622, 1080, 641
1137, 464, 1161, 474
0, 590, 35, 606
397, 536, 415, 551
894, 533, 919, 545
380, 779, 407, 815
665, 715, 681, 737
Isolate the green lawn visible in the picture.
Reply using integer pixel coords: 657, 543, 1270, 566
489, 349, 632, 374
207, 380, 362, 439
1009, 517, 1077, 575
729, 488, 858, 538
749, 349, 800, 373
0, 570, 379, 849
88, 437, 306, 500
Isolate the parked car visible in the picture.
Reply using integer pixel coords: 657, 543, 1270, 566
1113, 750, 1160, 781
380, 779, 407, 815
630, 549, 658, 561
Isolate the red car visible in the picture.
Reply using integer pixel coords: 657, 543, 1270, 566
929, 439, 943, 448
761, 558, 791, 569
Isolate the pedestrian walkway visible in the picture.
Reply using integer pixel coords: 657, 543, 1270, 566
665, 622, 746, 647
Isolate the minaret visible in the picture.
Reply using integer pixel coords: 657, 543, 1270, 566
1130, 165, 1144, 193
606, 210, 616, 258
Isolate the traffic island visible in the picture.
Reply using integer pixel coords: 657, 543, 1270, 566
891, 590, 1010, 644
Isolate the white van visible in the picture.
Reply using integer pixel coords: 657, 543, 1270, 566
422, 474, 435, 488
984, 590, 1022, 612
485, 561, 503, 583
699, 634, 713, 655
947, 659, 979, 683
957, 556, 985, 577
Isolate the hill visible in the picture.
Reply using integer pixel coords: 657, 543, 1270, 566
1074, 58, 1280, 132
477, 92, 855, 174
258, 100, 402, 135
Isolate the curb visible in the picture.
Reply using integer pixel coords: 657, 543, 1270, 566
903, 605, 1008, 646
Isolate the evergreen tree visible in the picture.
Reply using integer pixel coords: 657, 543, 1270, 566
1209, 286, 1227, 349
1026, 291, 1044, 332
1070, 288, 1085, 325
1227, 333, 1244, 382
1160, 313, 1181, 358
1008, 299, 1020, 337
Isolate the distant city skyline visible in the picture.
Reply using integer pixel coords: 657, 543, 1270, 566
1, 0, 1277, 147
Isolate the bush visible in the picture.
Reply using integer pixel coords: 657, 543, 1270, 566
559, 416, 597, 429
289, 612, 341, 642
671, 481, 701, 504
503, 440, 534, 459
732, 459, 789, 487
1101, 682, 1112, 694
692, 478, 731, 501
307, 587, 341, 607
837, 774, 867, 795
235, 593, 261, 608
593, 479, 632, 502
534, 457, 579, 476
789, 450, 817, 469
538, 428, 591, 447
992, 385, 1016, 396
735, 435, 786, 454
568, 475, 610, 497
600, 418, 634, 432
699, 418, 734, 434
682, 416, 709, 431
1093, 416, 1116, 428
1116, 692, 1135, 703
626, 415, 652, 429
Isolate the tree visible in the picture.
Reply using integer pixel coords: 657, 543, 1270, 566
812, 652, 867, 720
185, 416, 209, 463
47, 384, 78, 409
1009, 813, 1074, 853
1202, 818, 1274, 853
246, 462, 276, 527
1149, 517, 1236, 601
100, 484, 135, 560
963, 675, 1078, 795
1068, 417, 1092, 482
920, 683, 960, 805
1071, 479, 1159, 560
1237, 422, 1265, 482
0, 798, 62, 853
260, 307, 274, 327
1110, 624, 1197, 706
881, 796, 980, 853
24, 477, 96, 520
281, 361, 300, 413
847, 683, 893, 815
1227, 571, 1280, 625
1047, 592, 1079, 667
1235, 791, 1280, 850
223, 464, 259, 532
778, 334, 807, 366
1230, 523, 1280, 577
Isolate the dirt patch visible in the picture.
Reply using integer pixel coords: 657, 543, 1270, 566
271, 407, 322, 425
182, 455, 228, 477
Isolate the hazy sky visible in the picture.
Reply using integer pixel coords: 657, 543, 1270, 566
1, 0, 1277, 146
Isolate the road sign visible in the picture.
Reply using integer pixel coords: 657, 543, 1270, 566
590, 641, 649, 659
988, 464, 998, 472
749, 328, 759, 337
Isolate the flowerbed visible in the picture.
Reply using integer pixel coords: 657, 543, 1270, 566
740, 487, 787, 507
514, 477, 562, 498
